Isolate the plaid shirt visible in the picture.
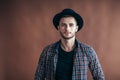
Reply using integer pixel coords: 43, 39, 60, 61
34, 40, 105, 80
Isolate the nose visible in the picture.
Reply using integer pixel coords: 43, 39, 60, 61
65, 25, 70, 31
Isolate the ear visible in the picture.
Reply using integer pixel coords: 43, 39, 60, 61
75, 25, 78, 32
57, 25, 60, 30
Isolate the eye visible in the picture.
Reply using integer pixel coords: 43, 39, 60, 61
60, 23, 66, 27
69, 23, 74, 27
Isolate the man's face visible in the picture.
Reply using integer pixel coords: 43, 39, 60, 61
58, 17, 78, 40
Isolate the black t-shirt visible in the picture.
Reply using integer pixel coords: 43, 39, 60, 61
55, 46, 74, 80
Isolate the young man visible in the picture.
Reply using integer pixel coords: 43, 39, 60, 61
34, 8, 105, 80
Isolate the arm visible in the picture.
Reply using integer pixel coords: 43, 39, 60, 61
88, 47, 105, 80
34, 48, 47, 80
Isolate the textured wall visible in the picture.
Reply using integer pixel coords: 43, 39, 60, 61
0, 0, 120, 80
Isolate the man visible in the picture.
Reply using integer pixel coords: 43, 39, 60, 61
34, 8, 105, 80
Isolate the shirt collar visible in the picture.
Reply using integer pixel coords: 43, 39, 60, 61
54, 39, 80, 52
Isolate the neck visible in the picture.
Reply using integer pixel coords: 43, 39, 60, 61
60, 37, 76, 52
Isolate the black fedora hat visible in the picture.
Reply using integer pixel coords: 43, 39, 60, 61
53, 8, 83, 31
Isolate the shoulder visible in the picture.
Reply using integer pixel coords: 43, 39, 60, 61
77, 41, 96, 56
78, 41, 92, 49
42, 41, 60, 52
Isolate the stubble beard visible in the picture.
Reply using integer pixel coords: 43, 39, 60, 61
59, 31, 75, 40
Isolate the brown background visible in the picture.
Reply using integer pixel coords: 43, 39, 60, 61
0, 0, 120, 80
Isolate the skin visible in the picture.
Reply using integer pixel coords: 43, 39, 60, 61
58, 16, 78, 52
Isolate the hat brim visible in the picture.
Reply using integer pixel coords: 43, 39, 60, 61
53, 9, 83, 31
